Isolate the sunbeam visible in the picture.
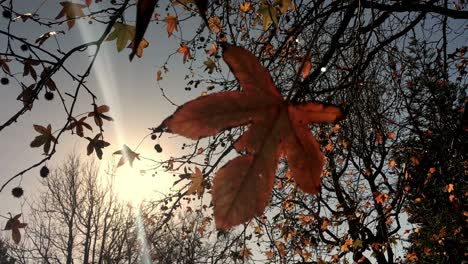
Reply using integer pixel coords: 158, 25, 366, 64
76, 13, 153, 263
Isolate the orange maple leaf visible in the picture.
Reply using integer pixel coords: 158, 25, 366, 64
127, 39, 149, 58
208, 16, 223, 34
177, 43, 191, 64
157, 44, 343, 229
163, 14, 178, 37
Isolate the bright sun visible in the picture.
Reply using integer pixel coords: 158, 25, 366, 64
110, 165, 171, 206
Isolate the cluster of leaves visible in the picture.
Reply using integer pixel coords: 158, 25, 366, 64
391, 45, 467, 263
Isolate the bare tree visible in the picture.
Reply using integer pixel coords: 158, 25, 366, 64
8, 155, 140, 264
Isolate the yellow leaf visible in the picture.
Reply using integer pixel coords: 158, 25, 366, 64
106, 23, 135, 52
258, 2, 277, 31
275, 0, 294, 14
203, 58, 217, 74
186, 167, 204, 198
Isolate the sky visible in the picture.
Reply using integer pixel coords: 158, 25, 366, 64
0, 0, 206, 217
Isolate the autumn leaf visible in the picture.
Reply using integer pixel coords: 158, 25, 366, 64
446, 183, 454, 193
275, 0, 294, 14
130, 0, 158, 61
17, 84, 36, 110
301, 55, 312, 79
157, 44, 344, 229
206, 43, 218, 55
22, 56, 40, 80
340, 239, 353, 252
163, 14, 178, 37
106, 23, 136, 52
353, 239, 363, 249
85, 133, 110, 160
35, 31, 64, 46
320, 219, 330, 231
127, 39, 149, 58
40, 67, 58, 91
30, 124, 57, 154
240, 247, 252, 260
88, 105, 113, 127
177, 43, 191, 63
203, 58, 216, 74
67, 116, 92, 137
113, 144, 140, 167
258, 2, 278, 31
55, 1, 87, 29
0, 56, 11, 74
156, 70, 163, 81
186, 167, 204, 198
239, 2, 251, 13
4, 214, 27, 244
406, 252, 418, 262
208, 17, 223, 34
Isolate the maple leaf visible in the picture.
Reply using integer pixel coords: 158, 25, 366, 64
17, 84, 36, 110
275, 0, 294, 14
240, 2, 251, 13
206, 43, 218, 56
67, 116, 92, 137
240, 247, 252, 260
258, 2, 278, 31
186, 167, 204, 198
203, 58, 216, 74
85, 133, 110, 160
22, 56, 40, 80
177, 43, 191, 64
157, 44, 344, 229
113, 144, 140, 167
163, 14, 178, 37
55, 1, 87, 29
40, 67, 58, 91
4, 214, 27, 244
30, 124, 57, 154
88, 105, 113, 127
0, 56, 11, 74
130, 0, 158, 61
106, 23, 136, 52
208, 17, 223, 34
127, 39, 149, 58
